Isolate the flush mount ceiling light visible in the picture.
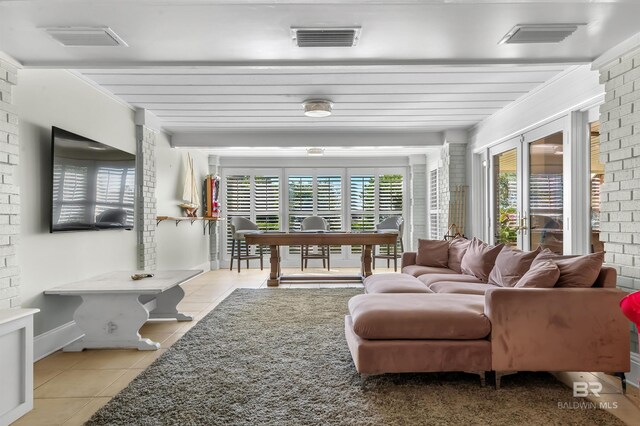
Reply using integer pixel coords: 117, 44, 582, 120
307, 148, 325, 157
303, 100, 333, 118
43, 26, 128, 47
498, 24, 584, 45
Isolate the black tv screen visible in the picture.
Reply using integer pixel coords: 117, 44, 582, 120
51, 127, 136, 232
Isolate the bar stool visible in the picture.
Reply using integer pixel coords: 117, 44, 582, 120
229, 217, 264, 273
373, 216, 404, 271
300, 216, 330, 271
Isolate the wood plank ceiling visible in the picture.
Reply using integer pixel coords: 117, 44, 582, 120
79, 64, 568, 133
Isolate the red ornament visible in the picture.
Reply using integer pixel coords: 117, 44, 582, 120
621, 291, 640, 325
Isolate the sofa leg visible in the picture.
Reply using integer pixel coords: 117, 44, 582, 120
464, 370, 486, 387
359, 373, 372, 385
495, 371, 517, 390
614, 372, 627, 395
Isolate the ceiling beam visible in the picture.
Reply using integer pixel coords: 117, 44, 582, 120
171, 129, 444, 148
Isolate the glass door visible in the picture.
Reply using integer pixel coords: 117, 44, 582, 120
489, 120, 566, 252
527, 131, 564, 253
489, 139, 524, 248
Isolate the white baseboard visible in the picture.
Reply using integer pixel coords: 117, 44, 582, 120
33, 321, 84, 361
194, 261, 211, 273
627, 352, 640, 388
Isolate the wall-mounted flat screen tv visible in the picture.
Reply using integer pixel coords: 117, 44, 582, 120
51, 127, 136, 232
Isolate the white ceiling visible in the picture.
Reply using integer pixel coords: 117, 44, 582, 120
1, 0, 639, 141
78, 64, 568, 133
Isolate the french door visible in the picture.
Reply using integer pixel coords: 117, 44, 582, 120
489, 120, 565, 254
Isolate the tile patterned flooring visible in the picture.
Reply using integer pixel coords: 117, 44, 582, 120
13, 268, 640, 425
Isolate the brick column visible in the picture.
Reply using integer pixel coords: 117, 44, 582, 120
136, 125, 157, 270
0, 59, 20, 309
409, 155, 427, 249
439, 142, 468, 237
208, 155, 220, 269
597, 47, 640, 353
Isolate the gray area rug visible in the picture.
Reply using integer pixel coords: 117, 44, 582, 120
88, 288, 623, 425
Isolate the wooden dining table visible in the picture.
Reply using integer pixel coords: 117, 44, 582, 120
243, 231, 399, 287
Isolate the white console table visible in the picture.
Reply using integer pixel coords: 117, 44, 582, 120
45, 270, 202, 351
0, 308, 39, 425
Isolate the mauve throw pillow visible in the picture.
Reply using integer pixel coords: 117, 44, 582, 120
416, 239, 449, 268
531, 250, 605, 288
448, 237, 471, 274
515, 260, 560, 288
460, 238, 504, 283
488, 246, 541, 287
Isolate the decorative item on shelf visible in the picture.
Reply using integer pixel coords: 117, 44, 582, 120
203, 174, 222, 217
131, 273, 154, 281
179, 153, 201, 217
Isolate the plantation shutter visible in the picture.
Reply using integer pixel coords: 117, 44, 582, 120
350, 175, 376, 252
378, 174, 403, 212
226, 175, 251, 214
225, 175, 251, 253
429, 169, 439, 239
288, 176, 314, 212
254, 175, 280, 231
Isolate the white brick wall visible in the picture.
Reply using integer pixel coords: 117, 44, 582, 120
0, 60, 21, 309
136, 125, 157, 270
598, 46, 640, 352
439, 143, 467, 237
0, 59, 20, 309
410, 163, 427, 248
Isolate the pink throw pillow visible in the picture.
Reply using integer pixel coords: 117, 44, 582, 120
515, 260, 560, 288
416, 239, 449, 268
531, 250, 604, 288
448, 237, 471, 274
460, 238, 504, 283
488, 246, 541, 287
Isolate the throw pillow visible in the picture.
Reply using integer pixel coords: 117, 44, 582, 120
460, 238, 504, 283
531, 250, 605, 288
448, 237, 471, 274
488, 246, 541, 287
416, 239, 449, 268
515, 260, 560, 288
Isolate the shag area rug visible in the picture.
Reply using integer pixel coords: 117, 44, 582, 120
88, 288, 623, 425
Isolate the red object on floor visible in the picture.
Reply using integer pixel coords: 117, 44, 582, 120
621, 291, 640, 325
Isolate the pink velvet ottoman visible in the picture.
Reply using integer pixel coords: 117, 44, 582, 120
345, 293, 491, 384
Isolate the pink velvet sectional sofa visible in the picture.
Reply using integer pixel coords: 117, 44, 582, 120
345, 237, 631, 389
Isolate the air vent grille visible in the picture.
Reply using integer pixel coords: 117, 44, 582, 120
44, 27, 128, 47
291, 27, 361, 47
499, 24, 583, 44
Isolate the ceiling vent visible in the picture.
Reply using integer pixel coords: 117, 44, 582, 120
499, 24, 583, 44
291, 27, 361, 47
43, 27, 128, 47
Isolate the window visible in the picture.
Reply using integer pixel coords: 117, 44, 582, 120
349, 173, 404, 253
288, 174, 343, 253
429, 169, 439, 239
222, 167, 405, 261
225, 173, 280, 254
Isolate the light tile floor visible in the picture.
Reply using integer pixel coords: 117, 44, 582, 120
13, 267, 640, 425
